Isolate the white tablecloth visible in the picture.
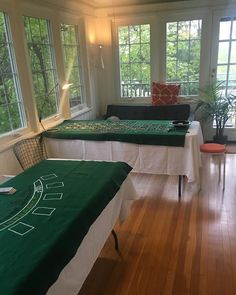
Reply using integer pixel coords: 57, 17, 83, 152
45, 121, 203, 184
46, 163, 137, 295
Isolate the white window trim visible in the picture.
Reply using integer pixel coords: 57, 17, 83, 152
112, 16, 155, 103
112, 11, 210, 102
160, 10, 210, 99
24, 15, 60, 121
59, 19, 87, 112
0, 12, 27, 141
210, 7, 236, 132
211, 7, 236, 83
0, 4, 94, 151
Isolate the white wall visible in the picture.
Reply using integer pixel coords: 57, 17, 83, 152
0, 148, 22, 175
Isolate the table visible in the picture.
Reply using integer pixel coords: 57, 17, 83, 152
43, 119, 189, 147
47, 172, 136, 295
0, 175, 14, 185
0, 159, 137, 295
45, 121, 203, 185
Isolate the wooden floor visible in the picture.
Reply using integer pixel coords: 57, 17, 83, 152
79, 154, 236, 295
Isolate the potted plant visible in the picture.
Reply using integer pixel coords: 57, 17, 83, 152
195, 81, 236, 144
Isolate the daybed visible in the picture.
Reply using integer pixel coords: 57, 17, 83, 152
105, 104, 191, 121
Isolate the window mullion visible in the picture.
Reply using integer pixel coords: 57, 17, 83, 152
118, 23, 150, 99
166, 19, 202, 96
226, 18, 233, 96
188, 21, 191, 95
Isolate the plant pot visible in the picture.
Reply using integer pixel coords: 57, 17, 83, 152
213, 135, 228, 144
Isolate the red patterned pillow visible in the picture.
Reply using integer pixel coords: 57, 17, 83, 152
151, 82, 180, 105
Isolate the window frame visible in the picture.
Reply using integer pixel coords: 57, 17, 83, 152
56, 15, 90, 118
0, 6, 92, 151
112, 12, 208, 102
0, 11, 27, 140
19, 8, 91, 130
112, 16, 155, 102
211, 8, 236, 131
161, 11, 209, 100
23, 15, 60, 121
165, 19, 203, 96
60, 22, 86, 114
117, 23, 151, 99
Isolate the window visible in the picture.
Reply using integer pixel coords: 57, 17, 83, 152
24, 16, 58, 120
216, 16, 236, 128
60, 24, 84, 109
216, 16, 236, 96
166, 19, 202, 96
118, 24, 150, 98
0, 12, 26, 136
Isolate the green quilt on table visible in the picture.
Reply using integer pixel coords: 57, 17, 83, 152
43, 120, 189, 147
0, 160, 132, 295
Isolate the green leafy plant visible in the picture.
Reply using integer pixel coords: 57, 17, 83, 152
195, 81, 236, 141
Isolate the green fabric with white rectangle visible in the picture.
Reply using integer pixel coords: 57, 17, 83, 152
0, 159, 132, 295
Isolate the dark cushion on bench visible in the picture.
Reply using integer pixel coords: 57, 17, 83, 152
105, 104, 191, 121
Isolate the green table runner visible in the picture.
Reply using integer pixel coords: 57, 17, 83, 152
43, 120, 189, 147
0, 160, 132, 295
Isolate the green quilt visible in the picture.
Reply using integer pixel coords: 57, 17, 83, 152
0, 160, 132, 295
43, 120, 189, 147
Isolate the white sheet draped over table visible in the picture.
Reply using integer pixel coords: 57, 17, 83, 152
46, 162, 137, 295
45, 121, 203, 184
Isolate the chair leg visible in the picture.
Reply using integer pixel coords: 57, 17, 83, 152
223, 153, 226, 190
218, 155, 221, 183
111, 229, 119, 252
178, 175, 182, 201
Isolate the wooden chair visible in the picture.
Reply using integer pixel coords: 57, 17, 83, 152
13, 136, 47, 170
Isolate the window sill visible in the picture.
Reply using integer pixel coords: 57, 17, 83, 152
0, 115, 64, 154
117, 97, 151, 104
178, 96, 198, 104
71, 106, 92, 119
40, 114, 64, 131
117, 96, 198, 105
0, 129, 36, 154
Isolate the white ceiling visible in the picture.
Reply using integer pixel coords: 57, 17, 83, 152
79, 0, 188, 8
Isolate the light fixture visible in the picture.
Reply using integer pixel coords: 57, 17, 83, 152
38, 82, 60, 127
39, 82, 73, 129
62, 83, 73, 90
98, 44, 105, 69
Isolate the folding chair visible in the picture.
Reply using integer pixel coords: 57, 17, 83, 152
13, 136, 47, 170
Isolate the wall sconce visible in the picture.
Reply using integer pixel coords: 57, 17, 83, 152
62, 83, 73, 90
98, 44, 105, 69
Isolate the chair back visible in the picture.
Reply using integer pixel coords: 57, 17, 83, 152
13, 136, 47, 170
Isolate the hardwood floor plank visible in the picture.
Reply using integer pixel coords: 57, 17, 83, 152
79, 154, 236, 295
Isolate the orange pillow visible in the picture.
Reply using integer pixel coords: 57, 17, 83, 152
151, 82, 180, 105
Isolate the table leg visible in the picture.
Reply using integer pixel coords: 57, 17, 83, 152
112, 229, 119, 252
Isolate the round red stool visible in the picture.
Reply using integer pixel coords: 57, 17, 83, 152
200, 143, 226, 190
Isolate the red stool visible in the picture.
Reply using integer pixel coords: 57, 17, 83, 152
200, 143, 226, 190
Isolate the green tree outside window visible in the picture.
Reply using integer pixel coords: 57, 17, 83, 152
24, 16, 58, 120
118, 24, 151, 98
166, 20, 202, 96
60, 24, 84, 108
0, 11, 26, 136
